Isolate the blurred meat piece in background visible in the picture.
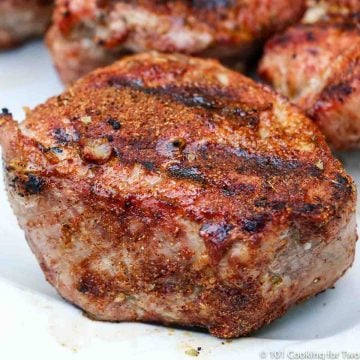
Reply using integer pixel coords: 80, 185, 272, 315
0, 0, 53, 49
259, 11, 360, 149
46, 0, 306, 84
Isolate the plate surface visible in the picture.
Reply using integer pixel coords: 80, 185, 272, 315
0, 41, 359, 360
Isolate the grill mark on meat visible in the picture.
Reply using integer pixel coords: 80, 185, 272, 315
197, 143, 322, 178
107, 77, 265, 128
292, 202, 324, 215
56, 92, 330, 201
321, 82, 353, 103
232, 147, 301, 175
112, 0, 234, 10
221, 183, 256, 196
108, 140, 339, 231
243, 214, 268, 233
166, 164, 206, 183
111, 139, 321, 187
190, 0, 234, 10
254, 198, 286, 210
86, 117, 325, 189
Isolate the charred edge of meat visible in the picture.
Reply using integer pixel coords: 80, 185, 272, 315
6, 171, 45, 196
332, 173, 354, 197
1, 108, 11, 116
24, 174, 45, 195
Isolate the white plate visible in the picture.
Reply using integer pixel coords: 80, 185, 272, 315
0, 41, 359, 360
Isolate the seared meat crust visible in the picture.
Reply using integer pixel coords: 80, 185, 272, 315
0, 0, 53, 49
0, 53, 356, 338
46, 0, 306, 84
259, 17, 360, 149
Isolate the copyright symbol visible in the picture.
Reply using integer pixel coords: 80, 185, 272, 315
260, 352, 267, 359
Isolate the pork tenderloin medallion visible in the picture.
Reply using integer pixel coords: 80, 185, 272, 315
259, 15, 360, 149
46, 0, 306, 84
0, 53, 357, 338
0, 0, 53, 49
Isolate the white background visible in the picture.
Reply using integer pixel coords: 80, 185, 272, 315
0, 41, 359, 359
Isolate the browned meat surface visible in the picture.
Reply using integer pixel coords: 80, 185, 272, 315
46, 0, 306, 84
0, 0, 53, 49
259, 16, 360, 149
0, 53, 357, 338
304, 0, 360, 23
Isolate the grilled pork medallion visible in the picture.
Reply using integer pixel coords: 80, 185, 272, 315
259, 14, 360, 149
0, 0, 53, 49
46, 0, 306, 84
0, 53, 357, 338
